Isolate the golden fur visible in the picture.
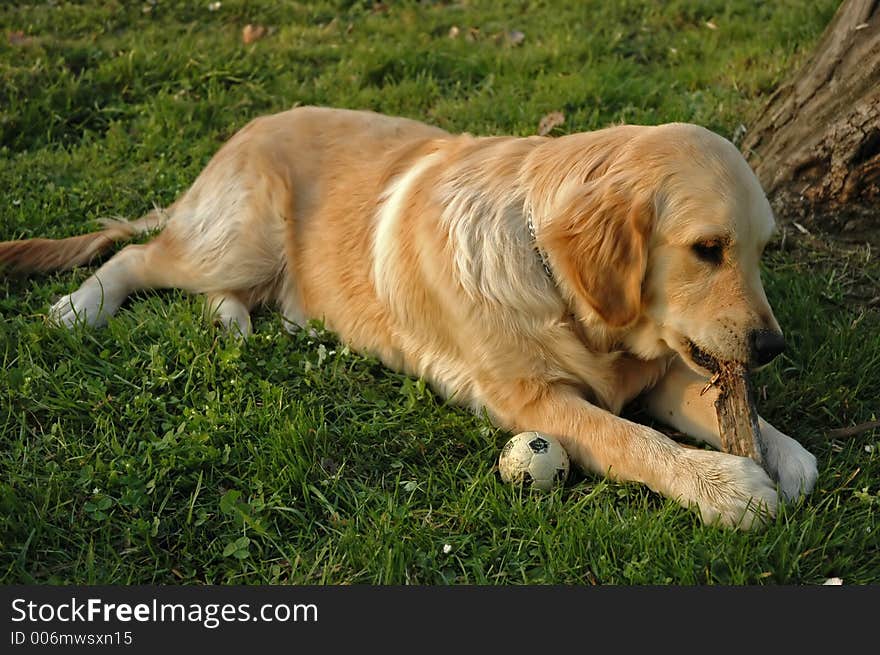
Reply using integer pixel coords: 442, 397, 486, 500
0, 106, 818, 529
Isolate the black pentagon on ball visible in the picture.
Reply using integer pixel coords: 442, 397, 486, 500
528, 437, 549, 454
555, 468, 567, 482
500, 440, 515, 458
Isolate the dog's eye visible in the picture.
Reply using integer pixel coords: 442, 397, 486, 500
691, 240, 724, 265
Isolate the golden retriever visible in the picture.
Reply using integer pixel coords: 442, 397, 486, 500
0, 106, 818, 529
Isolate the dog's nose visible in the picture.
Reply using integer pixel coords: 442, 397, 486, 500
750, 329, 785, 366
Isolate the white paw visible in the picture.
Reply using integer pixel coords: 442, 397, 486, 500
677, 449, 779, 530
762, 427, 818, 502
49, 283, 117, 328
206, 294, 252, 338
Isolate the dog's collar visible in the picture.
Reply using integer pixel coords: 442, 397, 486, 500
526, 206, 554, 280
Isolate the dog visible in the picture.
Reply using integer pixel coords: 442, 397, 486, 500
0, 106, 818, 529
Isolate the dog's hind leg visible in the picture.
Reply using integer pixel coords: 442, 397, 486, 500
45, 119, 295, 332
50, 243, 151, 327
49, 236, 220, 328
50, 239, 262, 335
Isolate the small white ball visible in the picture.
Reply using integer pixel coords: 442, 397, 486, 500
498, 431, 570, 491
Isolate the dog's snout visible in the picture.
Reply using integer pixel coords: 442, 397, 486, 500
750, 329, 785, 366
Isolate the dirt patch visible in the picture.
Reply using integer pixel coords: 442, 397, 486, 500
771, 191, 880, 250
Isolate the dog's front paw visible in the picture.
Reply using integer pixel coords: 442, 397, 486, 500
761, 425, 818, 502
675, 449, 779, 530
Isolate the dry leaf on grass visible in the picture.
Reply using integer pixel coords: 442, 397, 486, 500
242, 24, 268, 45
537, 111, 565, 136
8, 31, 34, 47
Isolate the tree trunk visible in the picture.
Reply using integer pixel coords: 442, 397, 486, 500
741, 0, 880, 242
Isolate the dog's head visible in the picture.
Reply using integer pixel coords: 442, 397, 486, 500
539, 123, 783, 375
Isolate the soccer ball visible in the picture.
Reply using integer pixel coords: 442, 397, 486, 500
498, 431, 570, 491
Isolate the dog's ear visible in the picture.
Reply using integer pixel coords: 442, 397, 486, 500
539, 176, 654, 328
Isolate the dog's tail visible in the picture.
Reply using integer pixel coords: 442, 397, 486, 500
0, 207, 170, 274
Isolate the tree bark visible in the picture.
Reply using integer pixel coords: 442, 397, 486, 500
741, 0, 880, 241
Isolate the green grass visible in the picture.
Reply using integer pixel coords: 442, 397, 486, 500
2, 0, 878, 585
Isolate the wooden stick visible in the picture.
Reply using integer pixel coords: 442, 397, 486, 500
828, 419, 880, 440
713, 361, 778, 481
